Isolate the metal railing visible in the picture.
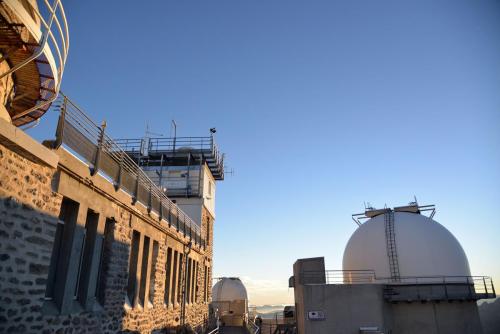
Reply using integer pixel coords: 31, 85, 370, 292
51, 94, 205, 247
299, 270, 496, 300
247, 319, 260, 334
115, 135, 225, 180
300, 270, 377, 284
207, 316, 220, 334
2, 0, 69, 121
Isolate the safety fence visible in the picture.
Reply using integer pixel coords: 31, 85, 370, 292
299, 270, 496, 301
51, 93, 205, 247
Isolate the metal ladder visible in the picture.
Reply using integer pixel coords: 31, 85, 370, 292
384, 211, 400, 281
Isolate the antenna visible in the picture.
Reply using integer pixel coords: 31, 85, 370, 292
144, 122, 164, 137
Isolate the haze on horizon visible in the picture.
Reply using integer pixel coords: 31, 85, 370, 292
29, 0, 500, 306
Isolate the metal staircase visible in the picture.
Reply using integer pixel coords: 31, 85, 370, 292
384, 211, 400, 282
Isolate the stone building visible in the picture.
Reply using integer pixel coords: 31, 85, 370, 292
0, 1, 223, 333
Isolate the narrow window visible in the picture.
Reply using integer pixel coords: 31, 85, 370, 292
186, 258, 192, 304
46, 197, 79, 309
177, 254, 183, 304
171, 251, 178, 305
203, 266, 208, 302
206, 217, 210, 246
127, 231, 141, 305
139, 236, 151, 307
148, 241, 159, 306
75, 209, 99, 304
96, 218, 115, 305
164, 248, 172, 305
194, 262, 199, 303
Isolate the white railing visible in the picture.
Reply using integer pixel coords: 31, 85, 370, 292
2, 0, 69, 121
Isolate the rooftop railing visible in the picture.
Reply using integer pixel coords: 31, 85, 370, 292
50, 93, 204, 247
115, 135, 225, 180
298, 270, 496, 301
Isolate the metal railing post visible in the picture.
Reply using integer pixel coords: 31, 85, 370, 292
483, 277, 488, 295
52, 96, 67, 149
443, 276, 448, 300
114, 151, 123, 191
147, 184, 152, 213
132, 167, 140, 205
91, 120, 106, 176
467, 276, 472, 299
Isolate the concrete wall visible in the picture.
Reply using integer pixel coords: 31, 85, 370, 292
0, 120, 216, 333
293, 257, 484, 334
390, 302, 483, 334
298, 284, 387, 334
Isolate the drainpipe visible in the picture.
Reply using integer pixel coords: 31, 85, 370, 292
181, 241, 192, 328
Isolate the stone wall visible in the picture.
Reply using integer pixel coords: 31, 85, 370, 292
0, 134, 215, 333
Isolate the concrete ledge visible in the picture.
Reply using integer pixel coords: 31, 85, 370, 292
0, 118, 58, 168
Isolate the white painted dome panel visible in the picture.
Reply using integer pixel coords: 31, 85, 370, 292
212, 277, 248, 302
343, 212, 471, 280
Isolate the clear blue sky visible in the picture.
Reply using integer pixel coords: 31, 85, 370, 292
30, 0, 500, 305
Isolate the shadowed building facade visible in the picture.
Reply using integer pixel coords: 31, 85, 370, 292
0, 2, 223, 332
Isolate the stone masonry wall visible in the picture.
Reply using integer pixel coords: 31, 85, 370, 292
0, 141, 214, 334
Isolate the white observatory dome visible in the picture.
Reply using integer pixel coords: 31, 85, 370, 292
343, 211, 471, 281
212, 277, 248, 302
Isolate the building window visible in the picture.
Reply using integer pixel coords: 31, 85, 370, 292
206, 217, 210, 246
139, 236, 151, 307
177, 254, 183, 304
74, 209, 99, 305
127, 230, 141, 305
186, 258, 192, 304
171, 250, 178, 306
194, 261, 199, 303
148, 240, 159, 306
96, 218, 115, 305
194, 262, 200, 303
46, 197, 79, 309
164, 247, 173, 306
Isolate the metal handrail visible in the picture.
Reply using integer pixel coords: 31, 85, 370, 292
2, 0, 70, 121
247, 319, 260, 334
299, 270, 496, 295
207, 317, 220, 334
53, 94, 204, 244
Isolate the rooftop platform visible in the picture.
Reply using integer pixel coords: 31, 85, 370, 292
115, 136, 224, 180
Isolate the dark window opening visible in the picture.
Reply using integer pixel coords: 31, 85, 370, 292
127, 230, 141, 305
75, 209, 99, 304
45, 197, 79, 310
96, 218, 115, 305
177, 254, 183, 304
139, 236, 151, 307
164, 247, 172, 305
148, 240, 159, 305
171, 251, 178, 305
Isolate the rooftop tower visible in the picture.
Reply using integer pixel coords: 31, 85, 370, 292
117, 132, 224, 228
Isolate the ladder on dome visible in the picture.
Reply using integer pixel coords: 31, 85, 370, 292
384, 211, 400, 281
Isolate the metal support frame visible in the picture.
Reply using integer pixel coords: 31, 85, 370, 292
90, 121, 106, 176
114, 151, 123, 191
132, 163, 140, 205
185, 153, 191, 197
52, 95, 67, 149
